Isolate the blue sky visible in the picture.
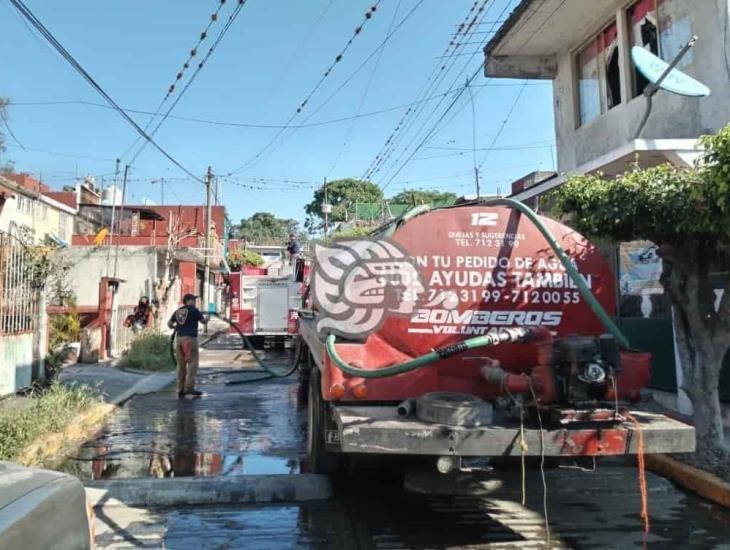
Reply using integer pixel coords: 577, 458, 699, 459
1, 0, 555, 225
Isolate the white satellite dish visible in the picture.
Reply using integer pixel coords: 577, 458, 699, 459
632, 36, 709, 139
631, 46, 710, 97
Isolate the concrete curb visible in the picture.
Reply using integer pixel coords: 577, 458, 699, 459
646, 454, 730, 508
111, 372, 176, 406
85, 474, 333, 507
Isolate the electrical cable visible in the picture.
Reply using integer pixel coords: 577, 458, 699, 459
225, 0, 426, 177
296, 0, 426, 131
9, 83, 538, 130
7, 0, 205, 184
326, 0, 403, 178
527, 378, 551, 549
477, 80, 529, 172
376, 0, 557, 185
0, 108, 25, 150
371, 0, 511, 185
119, 0, 230, 159
365, 0, 498, 179
379, 69, 480, 191
467, 79, 477, 185
227, 2, 384, 175
127, 0, 248, 167
260, 0, 336, 105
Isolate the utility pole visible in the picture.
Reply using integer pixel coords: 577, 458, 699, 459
474, 166, 480, 199
203, 166, 213, 326
151, 178, 165, 204
106, 158, 121, 277
113, 164, 129, 278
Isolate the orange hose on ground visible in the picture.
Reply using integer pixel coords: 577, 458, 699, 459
628, 414, 650, 535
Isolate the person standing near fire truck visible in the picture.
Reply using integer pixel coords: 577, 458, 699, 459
286, 233, 301, 266
168, 294, 208, 399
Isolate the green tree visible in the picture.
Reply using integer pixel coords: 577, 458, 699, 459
304, 178, 383, 232
389, 189, 457, 206
238, 212, 303, 245
226, 249, 264, 270
555, 125, 730, 468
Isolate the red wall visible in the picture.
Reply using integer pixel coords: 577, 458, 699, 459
133, 205, 225, 239
71, 234, 200, 247
178, 262, 197, 300
4, 173, 51, 193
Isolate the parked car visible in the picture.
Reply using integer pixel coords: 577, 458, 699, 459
0, 461, 93, 549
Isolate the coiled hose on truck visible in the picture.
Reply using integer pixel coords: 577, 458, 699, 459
325, 197, 631, 379
169, 311, 303, 385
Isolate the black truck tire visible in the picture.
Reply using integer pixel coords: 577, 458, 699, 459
307, 367, 340, 474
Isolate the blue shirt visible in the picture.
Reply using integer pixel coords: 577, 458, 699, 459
287, 240, 301, 255
170, 306, 205, 338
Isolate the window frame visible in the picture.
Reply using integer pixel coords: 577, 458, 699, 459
574, 22, 621, 127
573, 0, 679, 128
625, 0, 660, 99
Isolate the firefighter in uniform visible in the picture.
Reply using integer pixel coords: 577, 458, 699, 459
168, 294, 208, 398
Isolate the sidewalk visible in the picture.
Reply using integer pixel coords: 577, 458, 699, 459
59, 363, 175, 405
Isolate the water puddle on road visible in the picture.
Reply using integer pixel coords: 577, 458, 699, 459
60, 351, 306, 480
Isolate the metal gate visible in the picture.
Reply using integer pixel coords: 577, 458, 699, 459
0, 231, 39, 394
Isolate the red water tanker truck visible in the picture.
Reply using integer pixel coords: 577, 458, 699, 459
297, 199, 694, 473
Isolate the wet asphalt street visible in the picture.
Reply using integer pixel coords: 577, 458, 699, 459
65, 334, 730, 549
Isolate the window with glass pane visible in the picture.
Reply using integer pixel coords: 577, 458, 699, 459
628, 0, 658, 97
603, 22, 621, 109
578, 39, 600, 125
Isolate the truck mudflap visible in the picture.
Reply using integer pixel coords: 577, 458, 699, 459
329, 406, 695, 456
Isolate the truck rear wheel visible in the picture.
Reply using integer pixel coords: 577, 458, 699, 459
307, 367, 340, 474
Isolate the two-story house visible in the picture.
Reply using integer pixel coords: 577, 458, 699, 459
485, 0, 728, 192
483, 0, 730, 413
0, 173, 76, 244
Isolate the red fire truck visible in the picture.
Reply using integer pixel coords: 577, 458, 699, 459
228, 259, 307, 344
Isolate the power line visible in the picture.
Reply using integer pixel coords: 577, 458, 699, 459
291, 0, 427, 130
424, 140, 555, 152
223, 177, 318, 191
259, 0, 335, 104
10, 83, 549, 127
127, 0, 248, 166
0, 109, 25, 150
326, 0, 403, 178
5, 143, 115, 162
227, 2, 385, 175
7, 0, 205, 183
120, 0, 230, 159
380, 66, 481, 192
365, 0, 501, 181
165, 1, 230, 101
477, 80, 529, 171
361, 0, 488, 178
374, 0, 510, 184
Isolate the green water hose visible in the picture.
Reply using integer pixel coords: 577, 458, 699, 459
484, 198, 629, 348
327, 327, 533, 379
325, 197, 631, 379
170, 311, 302, 385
